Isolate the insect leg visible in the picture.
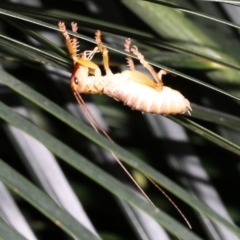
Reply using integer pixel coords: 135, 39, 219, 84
58, 21, 100, 76
130, 45, 163, 90
58, 22, 78, 63
70, 22, 100, 74
70, 22, 80, 59
78, 49, 101, 77
124, 38, 136, 71
157, 69, 168, 81
83, 48, 99, 61
95, 30, 113, 75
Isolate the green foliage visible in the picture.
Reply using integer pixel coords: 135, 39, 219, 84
0, 1, 240, 240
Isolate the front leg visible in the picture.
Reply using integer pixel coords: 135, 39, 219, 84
58, 22, 77, 61
82, 47, 99, 61
59, 21, 101, 77
79, 48, 100, 77
95, 30, 113, 76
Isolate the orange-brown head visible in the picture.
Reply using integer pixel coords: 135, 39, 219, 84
70, 63, 90, 94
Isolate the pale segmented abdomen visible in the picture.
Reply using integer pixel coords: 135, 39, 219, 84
103, 71, 191, 115
125, 85, 191, 115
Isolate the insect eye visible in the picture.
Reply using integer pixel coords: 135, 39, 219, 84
73, 77, 78, 84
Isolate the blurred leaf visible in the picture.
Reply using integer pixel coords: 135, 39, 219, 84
0, 70, 240, 238
1, 1, 240, 239
0, 218, 29, 240
0, 159, 102, 240
190, 103, 240, 132
0, 102, 204, 240
170, 116, 240, 156
122, 0, 240, 97
143, 0, 240, 30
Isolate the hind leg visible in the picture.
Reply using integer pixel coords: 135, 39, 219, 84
127, 39, 171, 86
95, 30, 113, 75
124, 38, 136, 71
129, 44, 163, 89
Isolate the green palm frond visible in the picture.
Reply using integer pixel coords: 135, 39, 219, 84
0, 1, 240, 240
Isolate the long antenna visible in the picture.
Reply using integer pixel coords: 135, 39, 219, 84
58, 21, 191, 229
73, 91, 155, 207
74, 91, 191, 229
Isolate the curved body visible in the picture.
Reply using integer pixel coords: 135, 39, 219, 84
59, 23, 194, 224
59, 21, 191, 116
72, 68, 191, 115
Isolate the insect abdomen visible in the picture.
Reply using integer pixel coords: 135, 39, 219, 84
103, 73, 191, 115
125, 86, 191, 115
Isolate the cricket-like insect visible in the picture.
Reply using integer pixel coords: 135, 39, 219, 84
58, 22, 191, 229
59, 23, 191, 115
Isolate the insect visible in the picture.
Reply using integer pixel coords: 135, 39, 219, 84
58, 22, 191, 229
58, 23, 191, 116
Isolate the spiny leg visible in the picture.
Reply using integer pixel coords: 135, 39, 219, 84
125, 37, 171, 85
70, 22, 100, 62
130, 45, 163, 90
70, 22, 101, 77
58, 22, 78, 62
70, 22, 99, 66
59, 22, 99, 66
70, 22, 80, 59
124, 38, 135, 71
95, 30, 113, 75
